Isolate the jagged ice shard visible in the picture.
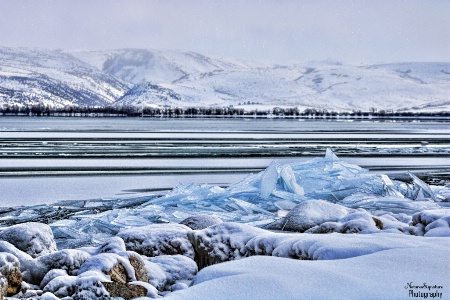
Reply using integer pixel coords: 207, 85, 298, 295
3, 149, 446, 249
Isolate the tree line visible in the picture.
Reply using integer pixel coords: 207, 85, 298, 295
0, 103, 448, 118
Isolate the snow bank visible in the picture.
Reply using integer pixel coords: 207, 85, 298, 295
165, 239, 449, 300
410, 209, 450, 237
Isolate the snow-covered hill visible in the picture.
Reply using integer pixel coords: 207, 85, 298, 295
1, 47, 449, 111
0, 47, 129, 107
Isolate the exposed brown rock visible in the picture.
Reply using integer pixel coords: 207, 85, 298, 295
5, 267, 22, 296
128, 253, 149, 283
103, 282, 147, 300
107, 262, 128, 284
372, 217, 384, 230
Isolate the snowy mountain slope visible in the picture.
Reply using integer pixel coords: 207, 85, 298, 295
1, 47, 449, 111
115, 58, 450, 111
0, 47, 129, 107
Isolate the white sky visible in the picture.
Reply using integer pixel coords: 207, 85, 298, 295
0, 0, 449, 63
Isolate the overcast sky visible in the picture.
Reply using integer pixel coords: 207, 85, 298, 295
0, 0, 449, 64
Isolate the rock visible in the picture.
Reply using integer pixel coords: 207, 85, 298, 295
0, 222, 57, 258
180, 215, 223, 230
0, 252, 22, 296
102, 281, 147, 300
117, 224, 194, 259
78, 253, 137, 283
281, 200, 349, 232
372, 217, 384, 229
121, 252, 149, 283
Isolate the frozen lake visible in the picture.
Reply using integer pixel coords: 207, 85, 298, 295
0, 117, 449, 206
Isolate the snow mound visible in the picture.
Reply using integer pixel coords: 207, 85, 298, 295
165, 239, 449, 300
407, 209, 450, 236
0, 222, 57, 258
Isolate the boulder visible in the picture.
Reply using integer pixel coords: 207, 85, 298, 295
180, 215, 223, 230
0, 222, 57, 258
280, 200, 349, 232
102, 281, 147, 300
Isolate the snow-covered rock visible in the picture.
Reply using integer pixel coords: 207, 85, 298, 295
179, 215, 223, 230
117, 224, 194, 259
147, 255, 197, 291
188, 222, 266, 269
73, 271, 110, 300
0, 222, 57, 258
277, 200, 350, 232
40, 269, 68, 290
37, 249, 91, 276
78, 253, 136, 283
143, 260, 167, 292
0, 241, 47, 285
42, 275, 77, 298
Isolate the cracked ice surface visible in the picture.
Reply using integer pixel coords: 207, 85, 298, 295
48, 151, 450, 247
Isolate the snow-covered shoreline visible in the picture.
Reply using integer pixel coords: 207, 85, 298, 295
0, 151, 448, 299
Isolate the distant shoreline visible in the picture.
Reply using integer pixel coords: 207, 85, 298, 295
1, 108, 449, 121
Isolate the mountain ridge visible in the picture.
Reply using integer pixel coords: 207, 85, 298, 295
0, 46, 448, 112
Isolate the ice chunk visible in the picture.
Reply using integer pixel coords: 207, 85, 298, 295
408, 172, 436, 200
381, 174, 404, 198
325, 148, 339, 161
279, 164, 304, 196
259, 160, 278, 199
